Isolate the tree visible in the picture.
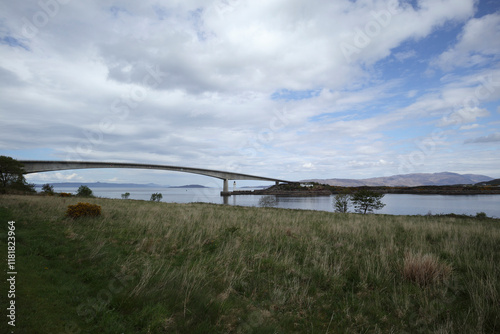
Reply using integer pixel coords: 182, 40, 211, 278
351, 189, 386, 214
0, 156, 34, 193
333, 192, 351, 213
76, 185, 94, 197
150, 193, 162, 202
259, 195, 277, 208
121, 192, 130, 199
42, 183, 55, 195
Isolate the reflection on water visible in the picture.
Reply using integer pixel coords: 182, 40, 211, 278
45, 186, 500, 218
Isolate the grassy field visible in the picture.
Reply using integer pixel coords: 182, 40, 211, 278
1, 194, 499, 333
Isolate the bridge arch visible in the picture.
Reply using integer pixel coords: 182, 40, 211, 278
19, 160, 291, 195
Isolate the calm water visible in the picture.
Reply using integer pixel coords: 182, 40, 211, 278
43, 186, 500, 218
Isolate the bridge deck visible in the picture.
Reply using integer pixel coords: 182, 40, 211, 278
19, 160, 292, 193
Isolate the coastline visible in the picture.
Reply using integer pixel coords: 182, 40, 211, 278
224, 183, 500, 196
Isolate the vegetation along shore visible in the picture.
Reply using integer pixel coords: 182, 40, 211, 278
1, 194, 499, 333
252, 182, 500, 196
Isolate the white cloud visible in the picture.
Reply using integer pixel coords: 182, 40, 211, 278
434, 12, 500, 70
439, 107, 489, 126
459, 123, 481, 130
25, 172, 82, 182
2, 0, 499, 182
302, 162, 314, 169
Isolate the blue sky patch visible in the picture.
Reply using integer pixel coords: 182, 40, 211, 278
271, 89, 321, 101
0, 36, 29, 51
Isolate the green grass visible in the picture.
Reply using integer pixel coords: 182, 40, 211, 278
1, 194, 500, 333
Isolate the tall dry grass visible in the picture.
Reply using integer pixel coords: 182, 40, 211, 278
403, 251, 452, 286
1, 194, 499, 333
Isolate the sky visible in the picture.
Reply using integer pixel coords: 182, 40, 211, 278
1, 0, 499, 187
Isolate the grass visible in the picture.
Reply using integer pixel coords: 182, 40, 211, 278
1, 194, 499, 333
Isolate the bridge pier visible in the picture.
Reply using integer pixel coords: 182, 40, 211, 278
221, 179, 231, 196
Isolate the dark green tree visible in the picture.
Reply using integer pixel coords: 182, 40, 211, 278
351, 189, 386, 214
150, 193, 162, 202
42, 183, 55, 195
76, 185, 94, 197
121, 192, 130, 199
0, 156, 34, 193
333, 191, 351, 213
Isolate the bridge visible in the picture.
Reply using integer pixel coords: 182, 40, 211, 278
19, 160, 291, 195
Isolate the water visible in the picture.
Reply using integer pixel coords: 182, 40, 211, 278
42, 186, 500, 217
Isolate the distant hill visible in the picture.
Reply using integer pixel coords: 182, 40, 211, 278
34, 182, 167, 188
475, 179, 500, 186
169, 184, 208, 188
34, 182, 208, 189
303, 172, 493, 187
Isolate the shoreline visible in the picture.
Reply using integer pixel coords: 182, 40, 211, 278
225, 184, 500, 196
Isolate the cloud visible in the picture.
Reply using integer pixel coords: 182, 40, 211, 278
25, 172, 82, 182
459, 123, 481, 130
394, 50, 416, 62
407, 90, 418, 98
439, 107, 490, 126
2, 0, 500, 182
464, 132, 500, 144
302, 162, 314, 169
433, 12, 500, 70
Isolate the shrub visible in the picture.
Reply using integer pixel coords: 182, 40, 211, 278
76, 185, 94, 197
403, 251, 452, 286
121, 192, 130, 199
475, 212, 487, 219
259, 195, 277, 208
41, 183, 55, 195
150, 193, 163, 202
66, 202, 102, 219
60, 192, 72, 197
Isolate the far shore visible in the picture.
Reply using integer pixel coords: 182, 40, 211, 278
226, 183, 500, 196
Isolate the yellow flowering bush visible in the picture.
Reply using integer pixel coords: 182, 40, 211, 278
66, 202, 101, 219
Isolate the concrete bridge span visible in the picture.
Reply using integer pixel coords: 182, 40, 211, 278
19, 160, 291, 195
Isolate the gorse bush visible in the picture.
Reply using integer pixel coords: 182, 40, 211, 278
66, 202, 102, 219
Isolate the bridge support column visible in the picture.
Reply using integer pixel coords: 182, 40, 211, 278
221, 179, 231, 196
276, 181, 279, 185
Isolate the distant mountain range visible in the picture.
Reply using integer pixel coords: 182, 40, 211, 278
302, 172, 493, 187
34, 182, 208, 188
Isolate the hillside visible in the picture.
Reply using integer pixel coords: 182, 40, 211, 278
476, 178, 500, 186
303, 172, 493, 187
